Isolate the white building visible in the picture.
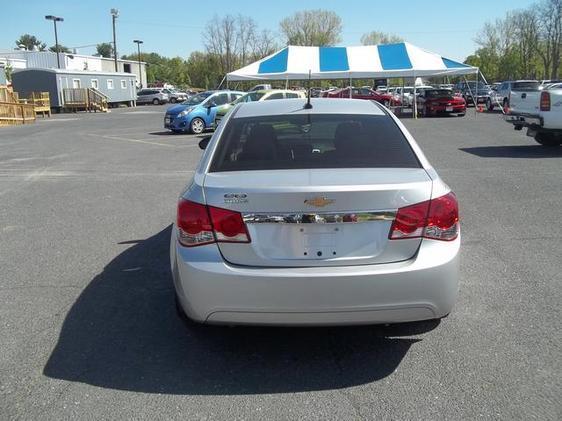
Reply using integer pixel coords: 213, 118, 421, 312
0, 50, 147, 88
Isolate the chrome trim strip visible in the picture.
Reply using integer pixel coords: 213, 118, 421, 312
243, 211, 396, 224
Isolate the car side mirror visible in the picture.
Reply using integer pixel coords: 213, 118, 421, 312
206, 101, 216, 108
198, 135, 212, 150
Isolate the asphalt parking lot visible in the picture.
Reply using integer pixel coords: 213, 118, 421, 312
1, 105, 561, 420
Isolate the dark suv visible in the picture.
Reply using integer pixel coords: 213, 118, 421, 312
455, 81, 492, 107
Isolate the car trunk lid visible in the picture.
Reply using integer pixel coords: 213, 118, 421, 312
203, 168, 432, 267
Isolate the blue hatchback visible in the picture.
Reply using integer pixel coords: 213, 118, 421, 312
164, 90, 244, 134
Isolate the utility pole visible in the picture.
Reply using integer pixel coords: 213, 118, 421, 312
133, 39, 143, 88
45, 15, 64, 69
111, 8, 119, 72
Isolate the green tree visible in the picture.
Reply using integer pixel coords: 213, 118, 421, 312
49, 44, 71, 53
279, 10, 342, 46
186, 51, 222, 88
4, 63, 13, 82
360, 31, 403, 45
467, 0, 561, 80
96, 43, 114, 58
15, 34, 46, 51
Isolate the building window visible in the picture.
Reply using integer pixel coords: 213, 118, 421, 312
123, 63, 131, 73
120, 80, 127, 89
72, 79, 81, 89
107, 79, 114, 89
91, 79, 99, 89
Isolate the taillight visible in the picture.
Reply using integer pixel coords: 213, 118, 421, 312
176, 199, 250, 247
540, 91, 550, 111
389, 192, 459, 241
208, 206, 250, 243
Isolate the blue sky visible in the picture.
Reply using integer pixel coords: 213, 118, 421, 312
1, 0, 534, 61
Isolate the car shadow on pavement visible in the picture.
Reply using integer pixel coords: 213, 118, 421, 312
148, 131, 187, 136
43, 226, 438, 395
460, 145, 562, 158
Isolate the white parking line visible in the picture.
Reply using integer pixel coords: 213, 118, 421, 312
121, 111, 163, 115
86, 133, 197, 148
38, 118, 81, 122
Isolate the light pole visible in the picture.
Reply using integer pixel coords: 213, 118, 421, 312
133, 39, 143, 88
110, 8, 119, 72
45, 15, 64, 69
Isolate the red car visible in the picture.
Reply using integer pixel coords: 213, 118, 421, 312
416, 89, 466, 117
322, 87, 396, 107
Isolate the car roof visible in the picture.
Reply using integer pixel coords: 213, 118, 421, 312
234, 98, 385, 118
205, 90, 244, 95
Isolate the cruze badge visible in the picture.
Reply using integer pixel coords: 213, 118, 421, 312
224, 193, 248, 204
304, 196, 335, 207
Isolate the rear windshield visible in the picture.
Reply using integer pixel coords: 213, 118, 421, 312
513, 81, 540, 91
209, 114, 421, 172
425, 89, 454, 98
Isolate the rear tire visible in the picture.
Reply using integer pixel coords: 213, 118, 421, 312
152, 98, 160, 105
170, 98, 177, 103
535, 132, 561, 147
486, 98, 494, 111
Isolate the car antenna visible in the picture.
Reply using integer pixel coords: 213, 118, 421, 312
304, 70, 313, 109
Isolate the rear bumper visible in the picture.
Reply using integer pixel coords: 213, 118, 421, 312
464, 95, 488, 104
506, 113, 542, 127
428, 105, 466, 113
171, 226, 460, 325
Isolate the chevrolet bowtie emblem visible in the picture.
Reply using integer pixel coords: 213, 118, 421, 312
304, 196, 335, 207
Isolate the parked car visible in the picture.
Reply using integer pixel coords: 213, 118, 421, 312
505, 82, 562, 147
322, 87, 394, 107
214, 89, 307, 128
171, 98, 460, 326
136, 88, 169, 105
249, 84, 272, 92
493, 80, 539, 110
164, 90, 244, 134
309, 87, 324, 98
454, 81, 492, 107
160, 88, 188, 103
416, 88, 466, 117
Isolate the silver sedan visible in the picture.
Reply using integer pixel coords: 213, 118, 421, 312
170, 98, 460, 326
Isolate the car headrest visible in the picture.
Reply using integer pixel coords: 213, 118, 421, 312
239, 124, 277, 161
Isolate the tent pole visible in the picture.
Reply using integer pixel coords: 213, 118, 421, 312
474, 67, 478, 117
401, 77, 405, 116
285, 76, 288, 90
413, 72, 417, 119
217, 75, 226, 90
462, 74, 476, 113
349, 75, 352, 98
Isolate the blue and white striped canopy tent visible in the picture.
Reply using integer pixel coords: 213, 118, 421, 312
227, 43, 477, 81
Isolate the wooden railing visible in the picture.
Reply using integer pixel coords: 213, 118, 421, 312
62, 88, 108, 112
17, 92, 51, 117
88, 88, 109, 112
0, 102, 36, 126
0, 86, 37, 126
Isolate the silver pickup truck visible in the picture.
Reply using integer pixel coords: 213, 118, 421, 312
506, 82, 562, 147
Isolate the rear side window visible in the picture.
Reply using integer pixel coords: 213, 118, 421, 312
210, 114, 421, 172
513, 82, 540, 91
264, 92, 284, 100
